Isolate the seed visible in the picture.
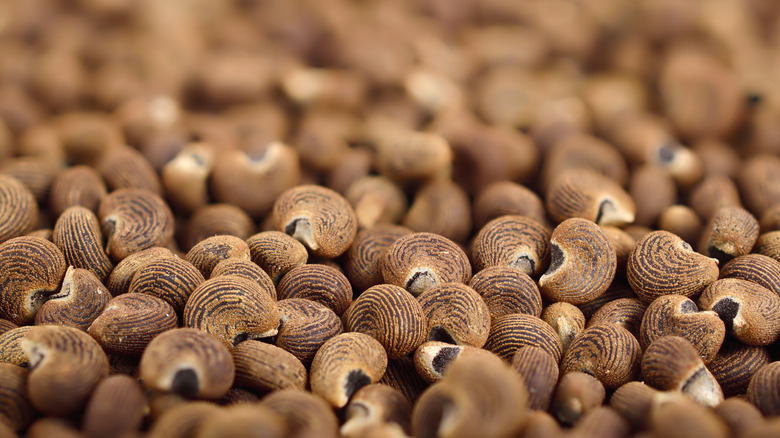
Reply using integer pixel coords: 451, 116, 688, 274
570, 406, 630, 438
182, 203, 256, 252
344, 225, 412, 293
0, 319, 16, 336
146, 401, 221, 438
129, 256, 206, 315
720, 254, 780, 297
688, 175, 742, 221
403, 179, 472, 243
747, 361, 780, 416
609, 381, 663, 431
413, 341, 500, 383
639, 294, 725, 363
627, 230, 719, 304
587, 297, 646, 339
539, 133, 628, 195
381, 356, 428, 404
561, 324, 641, 390
472, 215, 551, 277
541, 302, 585, 353
539, 218, 616, 305
641, 336, 723, 407
21, 325, 109, 416
185, 235, 250, 278
737, 154, 780, 217
0, 363, 33, 432
272, 184, 357, 259
195, 404, 286, 438
53, 206, 114, 282
105, 246, 174, 296
277, 264, 352, 316
600, 225, 636, 277
0, 326, 33, 368
713, 397, 765, 436
755, 231, 780, 262
658, 204, 703, 247
48, 165, 107, 218
260, 390, 340, 438
0, 175, 39, 244
88, 293, 178, 357
510, 346, 559, 411
382, 232, 471, 296
416, 282, 491, 348
546, 168, 636, 226
485, 313, 563, 363
648, 396, 728, 438
246, 231, 308, 285
309, 332, 388, 408
81, 375, 145, 438
341, 384, 412, 437
34, 266, 110, 330
96, 145, 162, 195
346, 176, 408, 230
698, 278, 780, 346
276, 298, 343, 367
374, 130, 452, 185
0, 157, 57, 204
699, 206, 759, 264
472, 181, 548, 231
139, 328, 234, 400
184, 275, 279, 349
468, 266, 543, 319
160, 142, 216, 215
707, 338, 770, 397
232, 340, 307, 392
0, 236, 66, 325
550, 371, 605, 425
629, 165, 677, 227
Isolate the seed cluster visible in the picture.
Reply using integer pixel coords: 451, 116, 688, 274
3, 0, 780, 437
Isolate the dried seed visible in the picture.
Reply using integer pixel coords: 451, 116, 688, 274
747, 361, 780, 416
81, 375, 145, 438
48, 165, 107, 218
587, 297, 646, 339
510, 346, 559, 411
0, 175, 39, 244
344, 225, 412, 293
472, 181, 548, 231
0, 363, 33, 432
720, 254, 780, 297
699, 206, 759, 264
546, 168, 635, 226
277, 264, 352, 316
707, 338, 770, 397
185, 235, 250, 278
276, 298, 343, 367
484, 313, 563, 363
341, 384, 412, 437
105, 246, 174, 296
53, 206, 114, 282
182, 203, 256, 252
561, 324, 641, 390
260, 390, 340, 438
550, 371, 605, 425
541, 302, 585, 353
403, 179, 471, 243
698, 278, 780, 346
468, 266, 542, 319
34, 266, 110, 330
472, 215, 551, 277
232, 340, 307, 392
129, 256, 205, 315
346, 176, 408, 230
416, 282, 491, 348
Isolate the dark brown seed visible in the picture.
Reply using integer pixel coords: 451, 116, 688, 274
232, 340, 307, 392
344, 225, 412, 293
472, 215, 551, 277
546, 168, 636, 226
34, 266, 110, 330
755, 231, 780, 263
747, 361, 780, 416
472, 181, 548, 231
0, 319, 16, 336
416, 282, 491, 348
185, 235, 251, 278
211, 258, 275, 300
698, 278, 780, 346
627, 230, 719, 304
0, 175, 38, 244
139, 328, 235, 400
550, 371, 605, 425
720, 254, 780, 297
0, 236, 66, 325
578, 281, 638, 319
510, 346, 559, 411
707, 338, 770, 397
48, 165, 107, 218
184, 275, 279, 349
382, 232, 471, 296
561, 324, 641, 390
699, 207, 759, 264
53, 206, 114, 282
129, 256, 205, 316
246, 231, 308, 285
484, 313, 563, 363
81, 375, 146, 438
182, 203, 256, 252
88, 293, 178, 357
468, 266, 543, 319
587, 297, 647, 339
277, 264, 352, 316
276, 298, 343, 367
0, 363, 33, 432
105, 246, 174, 296
403, 179, 472, 243
639, 294, 725, 364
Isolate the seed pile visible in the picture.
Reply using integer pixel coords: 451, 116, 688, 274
2, 0, 780, 437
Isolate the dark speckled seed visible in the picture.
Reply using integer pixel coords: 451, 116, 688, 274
472, 215, 551, 278
344, 225, 412, 294
720, 254, 780, 297
0, 175, 39, 244
484, 313, 563, 363
186, 235, 251, 278
468, 266, 543, 319
561, 324, 641, 390
53, 206, 114, 282
277, 264, 352, 316
510, 346, 559, 411
246, 231, 308, 285
129, 256, 205, 316
34, 266, 110, 330
707, 338, 770, 397
699, 207, 759, 265
416, 282, 491, 348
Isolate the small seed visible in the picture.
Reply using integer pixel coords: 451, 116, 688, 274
53, 206, 114, 282
129, 256, 205, 315
0, 363, 33, 431
0, 175, 39, 244
276, 298, 343, 367
34, 266, 110, 330
105, 246, 174, 296
468, 266, 543, 319
688, 175, 742, 221
561, 324, 641, 390
587, 297, 646, 339
48, 165, 107, 218
403, 179, 472, 243
472, 181, 548, 231
550, 371, 605, 425
546, 168, 636, 226
341, 384, 412, 437
344, 225, 412, 293
698, 278, 780, 346
747, 361, 780, 416
484, 313, 563, 363
185, 235, 251, 278
510, 346, 559, 411
416, 282, 491, 348
707, 338, 770, 397
232, 340, 307, 392
277, 264, 352, 316
81, 375, 146, 438
260, 390, 340, 438
182, 203, 256, 252
472, 215, 551, 277
720, 254, 780, 297
541, 302, 585, 353
246, 231, 308, 285
346, 176, 408, 230
699, 206, 759, 264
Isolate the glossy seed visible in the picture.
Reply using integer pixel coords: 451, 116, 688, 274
341, 384, 412, 437
272, 184, 357, 259
185, 235, 251, 278
472, 215, 551, 278
0, 175, 39, 244
472, 181, 548, 231
541, 302, 585, 353
81, 375, 146, 438
0, 236, 67, 325
34, 266, 110, 330
707, 338, 770, 397
484, 313, 563, 363
641, 336, 723, 407
105, 246, 174, 296
183, 203, 256, 252
48, 165, 107, 218
233, 340, 307, 392
277, 264, 352, 316
639, 294, 725, 363
587, 297, 646, 339
627, 230, 719, 304
510, 346, 559, 411
561, 324, 641, 390
416, 282, 491, 348
129, 256, 205, 315
246, 231, 308, 285
403, 179, 472, 243
21, 325, 109, 416
345, 284, 427, 359
413, 341, 501, 383
184, 275, 279, 349
88, 293, 178, 357
344, 225, 412, 293
260, 390, 340, 438
53, 206, 114, 282
310, 332, 388, 408
698, 278, 780, 346
140, 328, 234, 400
699, 207, 759, 264
0, 363, 33, 431
550, 371, 605, 425
539, 218, 616, 305
546, 168, 636, 226
720, 254, 780, 297
276, 298, 343, 367
382, 232, 471, 296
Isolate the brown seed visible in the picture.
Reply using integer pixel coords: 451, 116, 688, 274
713, 397, 765, 437
510, 346, 559, 411
756, 231, 780, 263
382, 232, 471, 296
760, 204, 780, 232
184, 275, 279, 349
693, 139, 740, 179
639, 294, 725, 363
48, 165, 107, 218
140, 328, 235, 400
416, 282, 491, 348
0, 363, 33, 432
99, 188, 175, 262
272, 184, 357, 259
707, 338, 770, 397
627, 230, 719, 304
53, 206, 114, 282
698, 278, 780, 346
277, 264, 352, 316
539, 218, 616, 304
96, 145, 162, 195
310, 332, 388, 408
346, 284, 427, 359
105, 247, 174, 296
546, 168, 636, 226
658, 204, 703, 247
0, 319, 16, 336
609, 381, 663, 431
468, 266, 542, 319
629, 165, 677, 227
413, 341, 501, 383
472, 215, 551, 277
541, 302, 586, 353
88, 293, 178, 357
129, 256, 205, 316
738, 154, 780, 217
276, 298, 343, 367
146, 401, 221, 438
374, 130, 452, 185
720, 254, 780, 297
233, 340, 307, 392
288, 106, 355, 171
325, 146, 373, 195
561, 324, 641, 390
600, 225, 636, 277
182, 204, 256, 253
688, 175, 742, 221
403, 179, 472, 243
0, 236, 66, 325
0, 175, 38, 244
517, 410, 563, 438
0, 156, 59, 204
540, 133, 629, 195
699, 207, 759, 264
185, 235, 251, 278
381, 356, 428, 403
346, 176, 408, 230
194, 404, 286, 438
570, 406, 630, 438
649, 395, 728, 438
246, 231, 308, 285
161, 142, 216, 215
283, 67, 368, 110
578, 281, 638, 319
81, 375, 146, 438
344, 225, 412, 293
550, 371, 605, 425
484, 313, 563, 363
21, 325, 109, 416
748, 361, 780, 416
341, 384, 412, 437
0, 326, 32, 368
472, 181, 548, 231
26, 417, 84, 438
587, 297, 647, 339
34, 266, 110, 330
641, 336, 723, 407
260, 390, 340, 438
